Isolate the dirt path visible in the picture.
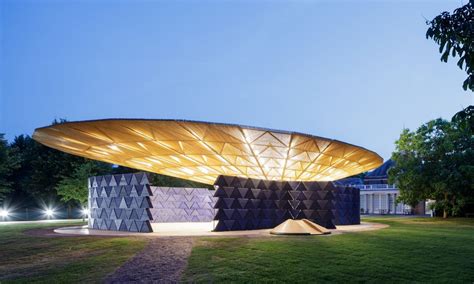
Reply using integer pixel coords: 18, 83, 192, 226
105, 237, 195, 283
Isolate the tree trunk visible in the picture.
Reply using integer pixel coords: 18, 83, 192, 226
451, 195, 456, 217
443, 192, 448, 218
67, 204, 71, 219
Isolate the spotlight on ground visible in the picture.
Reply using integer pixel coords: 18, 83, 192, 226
44, 209, 55, 218
0, 209, 9, 218
81, 208, 90, 217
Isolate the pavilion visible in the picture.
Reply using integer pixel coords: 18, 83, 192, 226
33, 119, 383, 233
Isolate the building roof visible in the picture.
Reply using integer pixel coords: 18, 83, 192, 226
33, 119, 383, 185
334, 177, 364, 186
365, 159, 394, 179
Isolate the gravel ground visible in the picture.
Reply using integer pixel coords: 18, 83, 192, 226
105, 237, 195, 283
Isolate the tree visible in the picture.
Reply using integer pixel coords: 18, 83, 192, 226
9, 135, 79, 202
0, 134, 19, 202
389, 106, 474, 217
426, 0, 474, 91
7, 119, 100, 205
56, 160, 111, 206
452, 105, 474, 131
449, 106, 474, 215
388, 129, 428, 209
418, 119, 458, 218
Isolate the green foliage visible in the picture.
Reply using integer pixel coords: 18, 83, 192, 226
426, 0, 474, 91
389, 106, 474, 217
9, 133, 116, 206
452, 104, 474, 131
0, 134, 20, 202
388, 130, 427, 208
9, 134, 87, 202
56, 160, 112, 206
6, 118, 116, 205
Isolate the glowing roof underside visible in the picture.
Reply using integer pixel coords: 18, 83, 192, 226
33, 119, 383, 185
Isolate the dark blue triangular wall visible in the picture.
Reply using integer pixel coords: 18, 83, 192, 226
88, 173, 153, 232
212, 175, 360, 231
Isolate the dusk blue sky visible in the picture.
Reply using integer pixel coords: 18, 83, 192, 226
1, 0, 472, 160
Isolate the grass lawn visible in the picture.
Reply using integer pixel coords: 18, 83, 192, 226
1, 217, 473, 283
183, 217, 474, 283
0, 221, 146, 283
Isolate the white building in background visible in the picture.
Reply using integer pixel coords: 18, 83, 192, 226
337, 160, 426, 215
358, 184, 412, 214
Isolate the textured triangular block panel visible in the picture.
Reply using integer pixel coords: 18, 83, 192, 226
212, 175, 359, 231
148, 186, 216, 223
88, 173, 153, 233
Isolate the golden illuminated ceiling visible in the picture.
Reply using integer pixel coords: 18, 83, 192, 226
32, 120, 383, 185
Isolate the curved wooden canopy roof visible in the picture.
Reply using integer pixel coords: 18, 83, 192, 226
33, 119, 383, 185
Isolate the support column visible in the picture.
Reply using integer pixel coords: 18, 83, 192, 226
372, 193, 375, 214
361, 194, 365, 213
395, 193, 400, 213
387, 193, 391, 214
394, 193, 397, 214
393, 194, 396, 213
366, 194, 369, 213
368, 194, 371, 213
379, 193, 383, 214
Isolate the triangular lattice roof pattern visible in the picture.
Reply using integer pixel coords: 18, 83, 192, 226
33, 119, 383, 185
